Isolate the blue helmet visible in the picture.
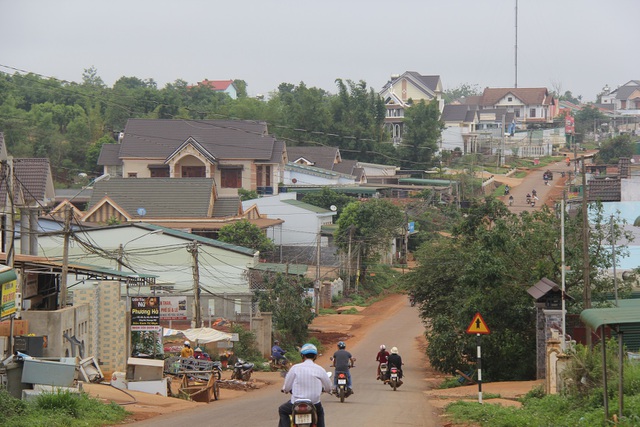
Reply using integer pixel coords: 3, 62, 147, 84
337, 341, 346, 349
300, 343, 318, 355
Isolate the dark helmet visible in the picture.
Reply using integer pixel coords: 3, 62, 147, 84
337, 341, 346, 349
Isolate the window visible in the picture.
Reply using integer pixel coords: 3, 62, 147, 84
127, 172, 138, 178
182, 166, 206, 177
221, 168, 242, 188
508, 97, 513, 102
515, 110, 520, 118
234, 299, 242, 314
257, 165, 271, 187
150, 167, 170, 178
529, 108, 536, 118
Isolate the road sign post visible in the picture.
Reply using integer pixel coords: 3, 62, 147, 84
466, 312, 490, 404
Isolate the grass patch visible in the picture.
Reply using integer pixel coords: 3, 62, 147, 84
340, 307, 360, 315
319, 308, 337, 315
0, 389, 128, 427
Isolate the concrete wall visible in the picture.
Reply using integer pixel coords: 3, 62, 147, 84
22, 304, 90, 359
251, 312, 273, 358
74, 281, 127, 376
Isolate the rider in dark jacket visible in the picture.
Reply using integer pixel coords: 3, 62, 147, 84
385, 346, 403, 381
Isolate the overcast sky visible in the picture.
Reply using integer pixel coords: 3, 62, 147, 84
2, 0, 638, 102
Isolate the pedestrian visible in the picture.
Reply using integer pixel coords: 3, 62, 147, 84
180, 341, 194, 358
278, 343, 332, 427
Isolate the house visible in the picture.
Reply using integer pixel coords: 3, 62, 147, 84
0, 133, 56, 256
33, 223, 259, 323
97, 119, 287, 197
68, 177, 283, 239
197, 79, 239, 99
460, 87, 558, 128
242, 192, 336, 264
285, 146, 365, 186
379, 72, 444, 145
599, 81, 640, 136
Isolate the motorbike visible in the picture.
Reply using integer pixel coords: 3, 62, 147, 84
230, 358, 254, 381
270, 355, 291, 375
388, 366, 403, 391
333, 371, 353, 403
378, 362, 388, 382
290, 399, 318, 427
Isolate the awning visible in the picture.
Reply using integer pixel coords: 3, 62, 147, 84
163, 327, 232, 343
579, 301, 640, 330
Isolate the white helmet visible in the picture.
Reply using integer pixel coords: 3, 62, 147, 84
184, 341, 190, 346
380, 345, 386, 350
390, 347, 398, 354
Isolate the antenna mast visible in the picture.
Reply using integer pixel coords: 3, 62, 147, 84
515, 0, 518, 88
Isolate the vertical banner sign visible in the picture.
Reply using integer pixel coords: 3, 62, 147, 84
131, 297, 160, 331
565, 115, 575, 135
1, 279, 17, 319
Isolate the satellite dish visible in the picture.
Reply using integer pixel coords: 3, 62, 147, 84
330, 205, 337, 212
137, 208, 147, 217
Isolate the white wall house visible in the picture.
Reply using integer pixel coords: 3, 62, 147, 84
283, 163, 358, 186
242, 192, 336, 247
31, 223, 258, 321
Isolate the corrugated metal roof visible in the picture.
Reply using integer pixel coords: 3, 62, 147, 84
580, 300, 640, 330
281, 199, 333, 214
251, 263, 308, 276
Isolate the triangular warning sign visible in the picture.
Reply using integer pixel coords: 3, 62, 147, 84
466, 312, 490, 334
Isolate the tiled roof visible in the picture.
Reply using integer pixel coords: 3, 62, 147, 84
481, 87, 552, 107
588, 177, 621, 202
87, 177, 216, 218
287, 146, 340, 171
198, 79, 234, 91
118, 119, 278, 161
12, 158, 54, 205
441, 105, 475, 122
97, 143, 123, 166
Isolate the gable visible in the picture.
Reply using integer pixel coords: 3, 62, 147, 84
87, 178, 216, 218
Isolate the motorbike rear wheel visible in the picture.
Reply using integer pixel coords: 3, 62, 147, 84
391, 379, 397, 391
339, 387, 345, 403
242, 371, 252, 381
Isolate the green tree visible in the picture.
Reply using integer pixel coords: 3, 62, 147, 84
301, 187, 355, 219
574, 104, 607, 143
255, 273, 314, 345
594, 134, 635, 165
217, 219, 275, 257
442, 83, 482, 104
406, 197, 634, 381
335, 199, 405, 284
400, 99, 443, 170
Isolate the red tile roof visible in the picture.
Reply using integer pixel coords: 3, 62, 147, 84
198, 79, 234, 91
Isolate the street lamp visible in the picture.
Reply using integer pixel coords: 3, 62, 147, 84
59, 173, 110, 308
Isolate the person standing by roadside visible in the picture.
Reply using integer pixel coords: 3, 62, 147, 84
180, 341, 194, 358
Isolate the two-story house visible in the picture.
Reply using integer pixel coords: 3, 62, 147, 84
98, 119, 287, 197
196, 79, 239, 99
379, 72, 444, 146
462, 87, 558, 129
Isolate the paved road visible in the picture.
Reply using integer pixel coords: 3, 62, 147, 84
505, 160, 571, 214
130, 300, 441, 427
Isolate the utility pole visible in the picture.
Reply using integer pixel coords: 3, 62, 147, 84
514, 0, 518, 88
315, 231, 321, 315
346, 226, 353, 294
187, 241, 201, 328
581, 158, 592, 347
59, 204, 72, 308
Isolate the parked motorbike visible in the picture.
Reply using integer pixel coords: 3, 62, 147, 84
333, 371, 353, 403
388, 366, 403, 391
230, 358, 254, 381
290, 399, 318, 427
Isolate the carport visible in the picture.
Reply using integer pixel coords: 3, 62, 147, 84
580, 299, 640, 423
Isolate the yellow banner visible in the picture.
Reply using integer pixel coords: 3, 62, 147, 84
1, 280, 17, 318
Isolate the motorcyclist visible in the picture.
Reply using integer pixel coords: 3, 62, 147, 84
376, 345, 390, 380
508, 195, 514, 206
272, 340, 287, 366
279, 343, 332, 427
331, 341, 355, 394
385, 346, 403, 384
180, 341, 194, 358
